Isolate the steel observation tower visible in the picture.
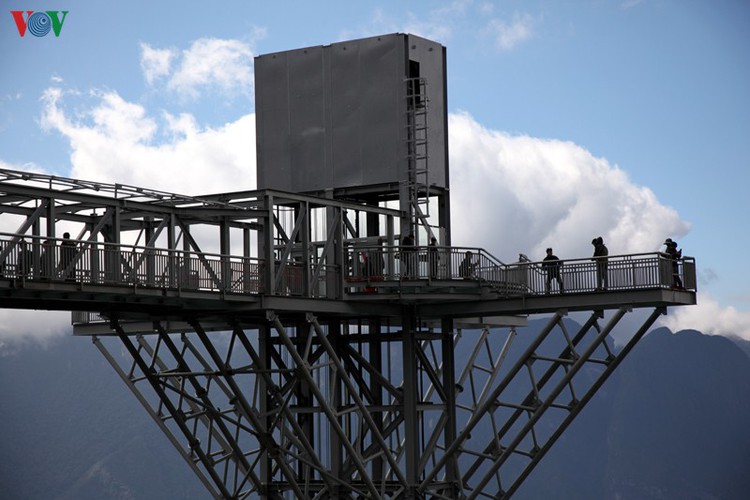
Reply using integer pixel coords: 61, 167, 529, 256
0, 34, 695, 499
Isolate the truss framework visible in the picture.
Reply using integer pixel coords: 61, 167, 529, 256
92, 305, 665, 499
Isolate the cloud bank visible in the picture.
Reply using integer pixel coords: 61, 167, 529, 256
662, 293, 750, 341
0, 310, 70, 353
448, 112, 689, 260
39, 87, 255, 195
140, 38, 256, 99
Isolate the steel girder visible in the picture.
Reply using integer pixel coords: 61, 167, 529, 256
92, 306, 664, 499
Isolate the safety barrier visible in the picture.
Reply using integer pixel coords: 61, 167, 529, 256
344, 244, 696, 296
0, 234, 265, 294
1, 235, 695, 300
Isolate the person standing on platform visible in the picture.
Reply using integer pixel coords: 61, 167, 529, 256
592, 236, 609, 290
60, 232, 76, 281
542, 247, 563, 294
16, 239, 32, 278
40, 238, 55, 279
428, 236, 440, 279
401, 232, 416, 279
663, 238, 683, 289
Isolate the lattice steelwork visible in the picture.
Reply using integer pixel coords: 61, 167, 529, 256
89, 305, 667, 499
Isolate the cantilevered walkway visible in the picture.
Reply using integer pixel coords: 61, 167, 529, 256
0, 166, 696, 324
0, 232, 696, 323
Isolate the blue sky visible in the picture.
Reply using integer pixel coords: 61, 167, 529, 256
1, 0, 749, 341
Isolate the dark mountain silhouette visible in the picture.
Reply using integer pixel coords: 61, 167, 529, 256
0, 334, 206, 500
1, 323, 749, 499
729, 335, 750, 360
515, 326, 750, 500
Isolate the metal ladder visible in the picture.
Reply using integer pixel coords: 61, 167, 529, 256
406, 77, 430, 229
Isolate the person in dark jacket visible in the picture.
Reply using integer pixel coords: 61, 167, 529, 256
459, 250, 476, 279
542, 247, 563, 293
428, 236, 440, 278
60, 232, 76, 281
592, 236, 608, 290
400, 232, 416, 278
663, 238, 683, 289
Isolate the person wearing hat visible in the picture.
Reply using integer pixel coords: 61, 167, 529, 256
591, 236, 609, 290
663, 238, 683, 289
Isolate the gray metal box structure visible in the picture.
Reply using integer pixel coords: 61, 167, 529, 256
255, 33, 448, 199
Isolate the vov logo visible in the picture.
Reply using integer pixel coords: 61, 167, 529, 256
11, 11, 69, 37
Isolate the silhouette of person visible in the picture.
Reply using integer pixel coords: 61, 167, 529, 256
40, 239, 55, 279
592, 236, 608, 290
663, 238, 683, 289
401, 232, 416, 278
460, 250, 476, 279
60, 232, 76, 281
17, 239, 32, 278
428, 236, 440, 278
542, 247, 563, 293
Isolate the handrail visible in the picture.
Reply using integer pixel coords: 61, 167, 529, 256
1, 233, 696, 300
0, 232, 266, 294
344, 243, 696, 296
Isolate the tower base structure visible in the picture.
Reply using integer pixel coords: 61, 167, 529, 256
84, 304, 670, 499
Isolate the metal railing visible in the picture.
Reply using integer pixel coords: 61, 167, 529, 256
346, 245, 501, 281
344, 244, 696, 297
507, 252, 696, 295
1, 234, 696, 300
0, 233, 267, 294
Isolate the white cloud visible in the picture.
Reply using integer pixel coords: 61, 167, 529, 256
0, 310, 70, 353
448, 112, 690, 261
168, 38, 254, 99
140, 43, 175, 85
484, 13, 534, 51
139, 38, 256, 99
0, 158, 48, 174
660, 292, 750, 341
39, 87, 254, 195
